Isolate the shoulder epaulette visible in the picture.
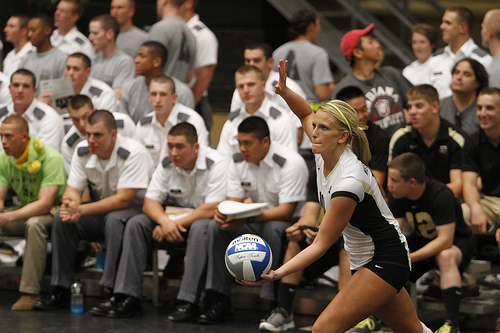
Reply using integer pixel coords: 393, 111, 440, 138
162, 156, 172, 168
33, 108, 46, 120
78, 146, 90, 156
115, 119, 124, 128
433, 47, 445, 56
75, 37, 84, 45
117, 147, 130, 160
66, 133, 80, 147
0, 107, 8, 118
89, 86, 103, 97
227, 109, 241, 121
194, 25, 204, 31
269, 107, 282, 119
272, 153, 286, 167
140, 115, 153, 125
271, 80, 278, 87
472, 47, 488, 57
232, 152, 244, 163
206, 157, 214, 169
177, 112, 190, 122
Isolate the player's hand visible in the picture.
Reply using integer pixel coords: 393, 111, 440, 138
90, 242, 102, 252
236, 270, 277, 286
275, 59, 289, 96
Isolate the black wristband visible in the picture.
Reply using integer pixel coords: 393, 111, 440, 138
247, 216, 255, 224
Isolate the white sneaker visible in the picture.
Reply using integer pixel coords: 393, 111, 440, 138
259, 307, 295, 332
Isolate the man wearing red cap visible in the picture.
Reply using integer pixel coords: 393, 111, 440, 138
333, 23, 412, 136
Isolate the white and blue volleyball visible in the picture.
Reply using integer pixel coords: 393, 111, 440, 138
225, 234, 273, 281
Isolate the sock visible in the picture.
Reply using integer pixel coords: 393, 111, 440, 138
442, 286, 461, 326
277, 283, 298, 315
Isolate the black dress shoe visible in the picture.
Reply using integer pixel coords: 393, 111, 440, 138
197, 293, 232, 325
88, 295, 120, 317
107, 296, 142, 318
167, 302, 199, 322
33, 286, 70, 311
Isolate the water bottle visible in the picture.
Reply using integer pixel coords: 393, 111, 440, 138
70, 280, 84, 314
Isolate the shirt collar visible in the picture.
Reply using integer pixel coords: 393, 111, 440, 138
86, 135, 122, 171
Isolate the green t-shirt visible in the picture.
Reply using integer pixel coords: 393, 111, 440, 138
0, 136, 67, 206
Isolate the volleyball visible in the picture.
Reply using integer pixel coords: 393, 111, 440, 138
225, 234, 273, 282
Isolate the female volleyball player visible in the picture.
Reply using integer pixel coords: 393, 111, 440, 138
239, 59, 432, 333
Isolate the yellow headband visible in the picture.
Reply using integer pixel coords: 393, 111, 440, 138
329, 103, 352, 135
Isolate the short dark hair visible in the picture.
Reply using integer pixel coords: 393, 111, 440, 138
237, 116, 270, 141
168, 122, 198, 144
336, 86, 365, 102
69, 94, 94, 111
141, 41, 168, 67
32, 14, 54, 31
479, 87, 500, 100
245, 41, 273, 60
88, 110, 117, 132
91, 14, 120, 41
68, 52, 91, 68
11, 69, 36, 86
452, 58, 489, 96
389, 152, 426, 184
447, 6, 473, 30
288, 9, 317, 40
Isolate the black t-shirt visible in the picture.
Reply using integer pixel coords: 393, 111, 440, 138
388, 178, 472, 248
388, 118, 467, 184
365, 121, 389, 172
463, 129, 500, 197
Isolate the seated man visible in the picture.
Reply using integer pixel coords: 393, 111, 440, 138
0, 69, 65, 152
168, 116, 307, 324
387, 152, 474, 333
120, 41, 195, 123
88, 14, 135, 99
88, 122, 227, 317
135, 75, 209, 165
388, 84, 468, 198
259, 165, 350, 331
336, 86, 389, 189
217, 65, 297, 157
61, 95, 135, 174
0, 115, 66, 310
34, 110, 154, 311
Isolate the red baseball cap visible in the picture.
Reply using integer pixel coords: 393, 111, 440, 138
341, 23, 375, 60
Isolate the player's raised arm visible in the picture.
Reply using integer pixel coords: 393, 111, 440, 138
275, 59, 315, 139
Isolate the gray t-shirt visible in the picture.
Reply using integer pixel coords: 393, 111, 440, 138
91, 50, 135, 89
19, 48, 66, 97
489, 54, 500, 89
148, 16, 197, 83
333, 66, 413, 136
272, 40, 334, 104
116, 27, 149, 59
120, 76, 195, 123
439, 96, 479, 138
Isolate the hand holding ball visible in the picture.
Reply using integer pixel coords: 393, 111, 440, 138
225, 234, 273, 281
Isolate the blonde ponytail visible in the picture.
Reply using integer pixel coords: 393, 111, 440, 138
320, 100, 371, 165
